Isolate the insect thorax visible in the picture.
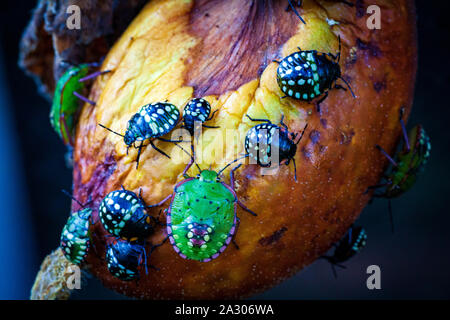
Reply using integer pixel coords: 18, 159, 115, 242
277, 50, 340, 100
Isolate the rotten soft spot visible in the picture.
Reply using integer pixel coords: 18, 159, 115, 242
309, 130, 321, 145
302, 146, 312, 160
258, 227, 288, 246
356, 38, 382, 58
373, 79, 386, 93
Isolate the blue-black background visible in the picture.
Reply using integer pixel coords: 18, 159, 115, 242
0, 1, 449, 299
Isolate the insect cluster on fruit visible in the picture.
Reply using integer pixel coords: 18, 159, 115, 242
52, 1, 424, 287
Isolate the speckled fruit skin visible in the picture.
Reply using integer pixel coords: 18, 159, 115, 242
73, 0, 417, 299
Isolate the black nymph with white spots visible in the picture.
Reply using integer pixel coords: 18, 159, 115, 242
99, 188, 156, 241
106, 239, 148, 281
99, 102, 181, 168
321, 226, 367, 277
182, 98, 218, 135
275, 36, 355, 112
244, 114, 307, 181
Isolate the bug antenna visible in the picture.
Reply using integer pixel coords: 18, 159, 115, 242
61, 189, 85, 208
218, 154, 249, 177
339, 76, 356, 98
399, 108, 410, 152
174, 142, 202, 173
98, 123, 125, 138
295, 123, 308, 145
287, 0, 306, 24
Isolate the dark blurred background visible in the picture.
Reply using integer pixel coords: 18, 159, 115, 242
0, 1, 449, 299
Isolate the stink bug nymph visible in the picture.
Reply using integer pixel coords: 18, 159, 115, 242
274, 36, 355, 112
367, 108, 431, 231
99, 102, 181, 168
99, 187, 156, 241
106, 239, 148, 281
147, 146, 257, 262
322, 225, 367, 277
60, 191, 94, 265
51, 62, 110, 146
244, 114, 307, 181
182, 98, 219, 135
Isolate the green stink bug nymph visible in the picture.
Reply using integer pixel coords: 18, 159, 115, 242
367, 108, 431, 231
59, 191, 94, 265
148, 147, 256, 262
51, 63, 110, 146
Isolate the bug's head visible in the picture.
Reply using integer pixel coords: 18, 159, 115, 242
124, 130, 136, 146
198, 170, 219, 182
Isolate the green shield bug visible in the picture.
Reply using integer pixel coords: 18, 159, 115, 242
148, 146, 256, 262
50, 63, 110, 146
367, 108, 431, 231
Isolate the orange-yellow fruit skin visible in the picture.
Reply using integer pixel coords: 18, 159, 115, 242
73, 0, 417, 299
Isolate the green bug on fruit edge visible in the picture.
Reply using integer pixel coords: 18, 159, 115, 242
50, 62, 110, 146
59, 191, 94, 265
366, 107, 431, 231
148, 145, 256, 262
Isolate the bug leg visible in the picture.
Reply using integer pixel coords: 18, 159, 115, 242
364, 180, 392, 194
279, 115, 289, 132
341, 0, 354, 7
399, 107, 410, 151
149, 237, 169, 254
316, 91, 328, 114
230, 164, 242, 190
150, 140, 171, 159
375, 145, 398, 167
334, 84, 347, 91
230, 165, 257, 216
146, 194, 172, 208
73, 91, 96, 106
135, 141, 144, 169
141, 246, 149, 275
292, 158, 298, 182
202, 125, 220, 129
78, 70, 111, 82
157, 137, 184, 143
182, 153, 194, 177
245, 114, 272, 123
206, 109, 219, 121
231, 217, 241, 250
328, 35, 341, 62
